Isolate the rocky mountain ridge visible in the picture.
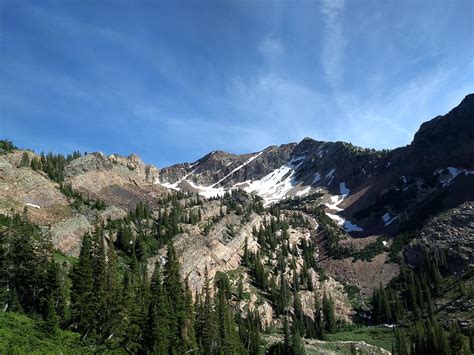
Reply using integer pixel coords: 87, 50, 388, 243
157, 94, 474, 236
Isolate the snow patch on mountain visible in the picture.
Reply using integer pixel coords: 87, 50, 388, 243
326, 212, 363, 232
382, 212, 398, 226
325, 195, 344, 211
325, 182, 349, 211
186, 180, 226, 198
244, 165, 297, 206
339, 182, 350, 196
25, 203, 40, 209
344, 220, 363, 232
212, 151, 263, 187
240, 156, 308, 206
296, 186, 311, 197
326, 168, 336, 185
312, 172, 321, 184
434, 167, 473, 187
156, 168, 198, 190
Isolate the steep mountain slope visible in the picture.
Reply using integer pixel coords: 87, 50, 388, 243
64, 151, 165, 210
0, 149, 168, 255
156, 94, 474, 236
1, 94, 473, 354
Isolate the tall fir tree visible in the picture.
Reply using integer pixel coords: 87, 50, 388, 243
322, 291, 336, 333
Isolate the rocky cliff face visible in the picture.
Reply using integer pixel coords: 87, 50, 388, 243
0, 149, 166, 256
65, 152, 166, 210
404, 201, 474, 274
155, 95, 473, 237
0, 151, 72, 225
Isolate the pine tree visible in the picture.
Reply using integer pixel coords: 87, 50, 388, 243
30, 156, 41, 171
322, 291, 336, 333
290, 321, 306, 355
102, 244, 125, 344
283, 316, 292, 354
278, 270, 289, 314
238, 309, 260, 355
70, 233, 94, 336
380, 284, 392, 323
183, 279, 198, 352
237, 274, 244, 302
448, 321, 466, 355
293, 292, 305, 336
394, 328, 409, 355
243, 235, 249, 266
163, 241, 187, 353
145, 262, 170, 353
216, 278, 243, 353
44, 295, 59, 335
314, 293, 325, 340
20, 152, 30, 167
197, 266, 218, 354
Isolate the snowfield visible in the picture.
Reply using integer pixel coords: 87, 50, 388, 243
382, 212, 398, 226
326, 212, 363, 232
25, 203, 40, 209
312, 172, 321, 184
238, 156, 310, 206
434, 167, 474, 187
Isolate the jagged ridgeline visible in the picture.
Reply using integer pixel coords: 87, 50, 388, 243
0, 94, 473, 354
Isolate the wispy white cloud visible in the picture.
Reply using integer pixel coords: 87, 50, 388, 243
320, 0, 346, 88
258, 37, 284, 59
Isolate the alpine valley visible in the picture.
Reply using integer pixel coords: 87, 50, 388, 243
1, 94, 473, 354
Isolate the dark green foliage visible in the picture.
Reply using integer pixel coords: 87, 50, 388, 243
269, 316, 305, 355
20, 152, 30, 167
215, 276, 243, 353
373, 246, 473, 354
322, 291, 336, 333
163, 241, 187, 353
60, 183, 107, 210
144, 262, 170, 353
311, 206, 353, 259
0, 139, 16, 153
237, 309, 261, 354
388, 231, 419, 263
372, 247, 448, 326
196, 267, 219, 354
0, 214, 64, 320
30, 156, 41, 171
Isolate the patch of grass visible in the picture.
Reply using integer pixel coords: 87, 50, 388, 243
326, 326, 394, 351
0, 311, 91, 354
53, 251, 77, 266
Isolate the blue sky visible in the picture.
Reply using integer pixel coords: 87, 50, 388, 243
1, 0, 473, 167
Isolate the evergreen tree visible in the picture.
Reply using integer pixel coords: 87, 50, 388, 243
145, 262, 170, 353
20, 152, 30, 167
322, 291, 336, 333
278, 271, 289, 314
394, 328, 409, 355
313, 292, 325, 340
70, 233, 94, 336
448, 321, 467, 355
197, 266, 218, 354
44, 295, 59, 335
293, 292, 305, 336
216, 277, 243, 354
290, 321, 305, 355
163, 241, 187, 353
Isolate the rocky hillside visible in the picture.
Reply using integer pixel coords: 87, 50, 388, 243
0, 149, 167, 255
157, 94, 474, 237
1, 94, 473, 354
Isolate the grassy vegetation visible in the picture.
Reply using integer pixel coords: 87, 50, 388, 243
0, 312, 126, 354
53, 251, 77, 266
0, 312, 88, 354
326, 326, 394, 351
